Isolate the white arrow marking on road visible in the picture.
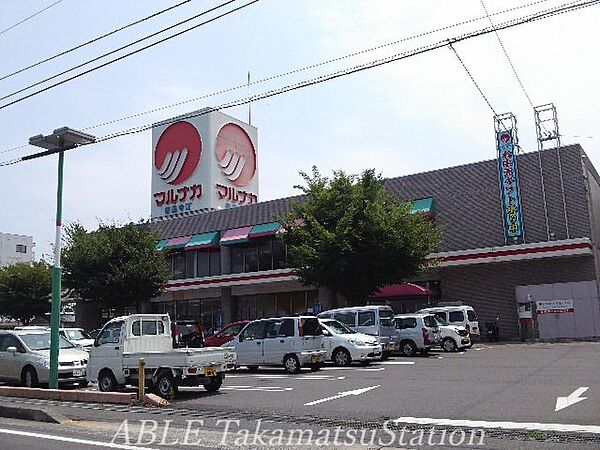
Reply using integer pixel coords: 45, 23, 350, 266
555, 387, 589, 412
304, 385, 380, 406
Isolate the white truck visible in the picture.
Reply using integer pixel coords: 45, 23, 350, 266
87, 314, 235, 398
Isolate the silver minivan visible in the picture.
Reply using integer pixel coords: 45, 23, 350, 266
318, 305, 398, 356
227, 316, 327, 374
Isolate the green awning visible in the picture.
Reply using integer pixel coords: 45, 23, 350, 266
155, 239, 168, 251
185, 231, 220, 250
411, 197, 434, 215
249, 222, 281, 238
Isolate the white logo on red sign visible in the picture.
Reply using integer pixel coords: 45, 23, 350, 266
215, 123, 256, 187
154, 121, 202, 185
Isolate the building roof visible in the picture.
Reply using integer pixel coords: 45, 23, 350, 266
149, 145, 593, 254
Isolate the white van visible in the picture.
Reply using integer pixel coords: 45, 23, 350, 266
318, 305, 398, 356
393, 314, 441, 356
417, 305, 480, 336
227, 316, 327, 374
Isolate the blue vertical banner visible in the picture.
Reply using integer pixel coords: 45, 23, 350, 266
497, 129, 524, 238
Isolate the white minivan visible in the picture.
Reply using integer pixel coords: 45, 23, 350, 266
319, 318, 382, 365
417, 305, 480, 336
227, 316, 327, 374
318, 305, 398, 356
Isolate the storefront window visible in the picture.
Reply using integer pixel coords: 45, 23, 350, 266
272, 238, 288, 269
171, 252, 186, 280
185, 251, 196, 278
258, 239, 272, 271
209, 249, 221, 276
231, 247, 244, 273
197, 250, 210, 277
245, 245, 259, 272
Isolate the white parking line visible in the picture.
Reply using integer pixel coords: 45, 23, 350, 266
227, 374, 343, 380
377, 361, 416, 365
393, 417, 600, 435
357, 367, 385, 372
221, 385, 293, 392
0, 427, 156, 449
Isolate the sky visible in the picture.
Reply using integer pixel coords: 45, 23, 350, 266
0, 0, 599, 260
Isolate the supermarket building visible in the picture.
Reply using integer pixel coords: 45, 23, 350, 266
78, 111, 600, 341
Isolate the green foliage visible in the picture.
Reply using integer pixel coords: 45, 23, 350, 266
0, 262, 52, 325
62, 222, 170, 309
280, 167, 442, 305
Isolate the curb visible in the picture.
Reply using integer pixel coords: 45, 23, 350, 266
0, 404, 65, 423
0, 386, 136, 404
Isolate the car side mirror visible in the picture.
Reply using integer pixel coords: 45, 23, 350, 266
322, 329, 331, 336
7, 346, 17, 355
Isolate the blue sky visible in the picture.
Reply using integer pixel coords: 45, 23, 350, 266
1, 0, 599, 259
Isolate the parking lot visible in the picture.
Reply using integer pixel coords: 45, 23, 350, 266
169, 341, 600, 429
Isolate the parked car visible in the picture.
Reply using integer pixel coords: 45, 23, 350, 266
318, 305, 398, 357
87, 314, 235, 398
417, 305, 480, 336
0, 329, 88, 387
59, 328, 95, 351
393, 314, 441, 356
432, 316, 471, 352
319, 318, 382, 366
227, 316, 327, 374
204, 320, 251, 347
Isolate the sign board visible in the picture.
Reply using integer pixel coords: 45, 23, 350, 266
497, 129, 524, 238
151, 109, 258, 219
536, 299, 574, 315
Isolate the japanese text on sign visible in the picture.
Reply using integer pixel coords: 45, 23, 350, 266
497, 130, 524, 238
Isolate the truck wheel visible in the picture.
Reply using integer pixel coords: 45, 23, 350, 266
442, 338, 457, 352
155, 372, 178, 399
21, 366, 38, 388
203, 377, 222, 393
98, 370, 118, 392
283, 355, 300, 374
333, 348, 351, 366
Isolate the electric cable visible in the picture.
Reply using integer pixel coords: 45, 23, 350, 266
1, 0, 598, 165
0, 0, 252, 107
0, 0, 65, 38
0, 0, 194, 83
480, 0, 535, 108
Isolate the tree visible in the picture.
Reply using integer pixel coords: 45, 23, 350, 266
280, 167, 442, 305
62, 222, 170, 310
0, 262, 52, 325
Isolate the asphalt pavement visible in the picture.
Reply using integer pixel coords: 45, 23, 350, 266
0, 341, 599, 449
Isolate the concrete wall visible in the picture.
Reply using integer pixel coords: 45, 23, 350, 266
0, 232, 34, 267
441, 255, 597, 340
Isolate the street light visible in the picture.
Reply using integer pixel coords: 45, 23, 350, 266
29, 127, 95, 389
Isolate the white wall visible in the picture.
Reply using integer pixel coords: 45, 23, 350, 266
0, 232, 34, 267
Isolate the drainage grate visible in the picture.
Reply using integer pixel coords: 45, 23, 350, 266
5, 396, 599, 444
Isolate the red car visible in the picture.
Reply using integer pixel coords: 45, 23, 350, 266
203, 320, 251, 347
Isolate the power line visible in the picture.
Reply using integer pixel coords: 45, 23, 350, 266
80, 0, 555, 134
0, 0, 253, 108
0, 0, 193, 83
480, 0, 535, 108
2, 0, 598, 165
0, 0, 65, 38
0, 0, 551, 156
448, 41, 500, 118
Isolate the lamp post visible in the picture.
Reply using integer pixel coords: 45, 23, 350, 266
28, 127, 96, 389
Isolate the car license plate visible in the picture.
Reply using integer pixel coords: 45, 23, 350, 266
311, 355, 319, 364
204, 367, 217, 377
73, 369, 84, 377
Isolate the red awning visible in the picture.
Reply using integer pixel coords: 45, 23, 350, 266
371, 283, 430, 298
